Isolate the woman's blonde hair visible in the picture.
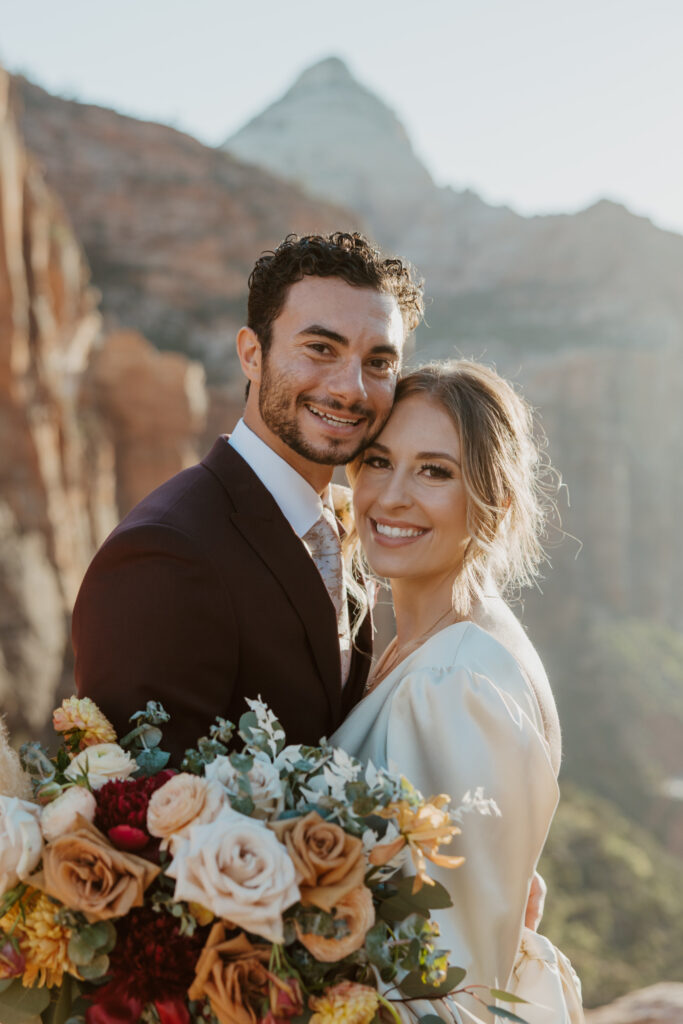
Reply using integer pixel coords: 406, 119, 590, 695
347, 359, 558, 619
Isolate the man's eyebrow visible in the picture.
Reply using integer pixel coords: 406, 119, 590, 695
298, 325, 348, 345
298, 326, 401, 359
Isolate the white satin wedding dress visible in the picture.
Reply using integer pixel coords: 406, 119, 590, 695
332, 621, 584, 1024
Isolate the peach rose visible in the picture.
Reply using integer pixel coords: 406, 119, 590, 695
30, 816, 160, 921
270, 811, 365, 912
296, 885, 375, 962
147, 773, 226, 851
188, 924, 270, 1024
167, 810, 299, 943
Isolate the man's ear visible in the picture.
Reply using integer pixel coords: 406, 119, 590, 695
236, 326, 262, 385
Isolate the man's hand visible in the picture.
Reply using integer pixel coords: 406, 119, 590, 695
525, 871, 547, 931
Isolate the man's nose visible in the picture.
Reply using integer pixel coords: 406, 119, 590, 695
326, 358, 367, 405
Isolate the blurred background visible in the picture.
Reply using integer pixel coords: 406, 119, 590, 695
1, 1, 682, 1015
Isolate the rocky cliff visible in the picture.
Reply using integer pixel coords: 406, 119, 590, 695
0, 72, 210, 736
12, 74, 360, 389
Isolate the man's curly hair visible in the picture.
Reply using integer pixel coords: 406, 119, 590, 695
247, 232, 424, 355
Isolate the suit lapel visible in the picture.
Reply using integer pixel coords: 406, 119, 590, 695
202, 438, 343, 720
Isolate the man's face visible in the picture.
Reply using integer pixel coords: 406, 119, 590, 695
254, 276, 405, 473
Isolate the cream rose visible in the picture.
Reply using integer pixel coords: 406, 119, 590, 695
167, 809, 300, 943
40, 786, 97, 842
205, 752, 284, 820
64, 743, 137, 791
147, 773, 226, 852
0, 796, 43, 896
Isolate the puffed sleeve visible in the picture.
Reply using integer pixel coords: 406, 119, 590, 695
385, 644, 559, 994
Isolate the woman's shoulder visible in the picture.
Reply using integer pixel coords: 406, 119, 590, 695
399, 621, 547, 735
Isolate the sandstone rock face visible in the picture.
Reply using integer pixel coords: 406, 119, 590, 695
12, 74, 360, 388
587, 984, 683, 1024
0, 68, 113, 732
0, 72, 212, 736
85, 330, 208, 515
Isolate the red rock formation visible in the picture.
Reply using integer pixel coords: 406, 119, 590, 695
0, 67, 113, 731
85, 329, 207, 514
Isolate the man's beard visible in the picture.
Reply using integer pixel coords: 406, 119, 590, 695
258, 360, 381, 466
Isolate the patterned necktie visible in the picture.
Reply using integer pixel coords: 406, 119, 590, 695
303, 506, 352, 686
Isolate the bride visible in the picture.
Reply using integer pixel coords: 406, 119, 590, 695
332, 360, 583, 1024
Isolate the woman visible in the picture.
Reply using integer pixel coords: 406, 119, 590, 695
332, 360, 583, 1024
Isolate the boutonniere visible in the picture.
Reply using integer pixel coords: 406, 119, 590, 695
331, 483, 354, 538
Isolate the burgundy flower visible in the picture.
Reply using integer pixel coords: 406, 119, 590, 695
95, 771, 174, 855
110, 905, 206, 1004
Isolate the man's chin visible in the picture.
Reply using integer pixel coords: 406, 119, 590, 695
296, 434, 371, 467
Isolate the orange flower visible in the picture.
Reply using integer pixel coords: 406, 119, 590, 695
52, 697, 117, 749
188, 924, 271, 1024
309, 981, 379, 1024
269, 811, 365, 912
369, 793, 464, 894
31, 817, 160, 921
296, 884, 375, 963
0, 887, 79, 988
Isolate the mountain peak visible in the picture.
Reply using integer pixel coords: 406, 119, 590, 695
222, 57, 434, 239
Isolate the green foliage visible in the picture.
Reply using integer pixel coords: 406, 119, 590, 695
540, 784, 683, 1007
550, 617, 683, 825
0, 979, 50, 1024
119, 702, 171, 777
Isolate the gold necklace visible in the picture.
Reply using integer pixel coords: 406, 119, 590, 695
365, 605, 459, 694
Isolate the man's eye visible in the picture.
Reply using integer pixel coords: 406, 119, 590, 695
308, 343, 332, 355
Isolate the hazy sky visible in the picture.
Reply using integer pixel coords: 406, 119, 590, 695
4, 0, 683, 233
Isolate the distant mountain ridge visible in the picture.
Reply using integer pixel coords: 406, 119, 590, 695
223, 57, 683, 357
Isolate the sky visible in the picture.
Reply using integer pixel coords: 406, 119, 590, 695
3, 0, 683, 234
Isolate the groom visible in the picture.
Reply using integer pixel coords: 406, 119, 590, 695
73, 233, 424, 762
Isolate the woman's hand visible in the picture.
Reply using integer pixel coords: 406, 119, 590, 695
525, 871, 547, 931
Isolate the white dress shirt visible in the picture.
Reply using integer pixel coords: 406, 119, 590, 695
228, 418, 323, 536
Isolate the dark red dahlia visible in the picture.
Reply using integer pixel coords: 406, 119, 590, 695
95, 771, 173, 854
102, 906, 206, 1005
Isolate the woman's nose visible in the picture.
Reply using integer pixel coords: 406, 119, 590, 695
377, 468, 412, 509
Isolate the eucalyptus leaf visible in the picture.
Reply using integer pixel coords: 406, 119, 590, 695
66, 933, 95, 966
399, 966, 467, 999
419, 1016, 448, 1024
40, 977, 83, 1024
0, 978, 14, 994
134, 746, 170, 776
78, 953, 110, 980
0, 980, 50, 1024
485, 1008, 528, 1023
488, 990, 530, 1004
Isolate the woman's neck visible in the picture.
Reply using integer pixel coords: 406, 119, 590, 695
391, 570, 462, 648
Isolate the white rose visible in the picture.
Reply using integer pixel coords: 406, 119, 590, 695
40, 786, 97, 842
0, 796, 43, 895
64, 743, 137, 791
167, 808, 299, 943
147, 774, 226, 853
206, 752, 285, 820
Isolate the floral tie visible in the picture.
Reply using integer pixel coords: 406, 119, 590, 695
303, 506, 352, 685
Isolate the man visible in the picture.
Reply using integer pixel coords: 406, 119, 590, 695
73, 233, 423, 761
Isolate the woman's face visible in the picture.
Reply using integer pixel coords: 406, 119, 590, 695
352, 394, 470, 583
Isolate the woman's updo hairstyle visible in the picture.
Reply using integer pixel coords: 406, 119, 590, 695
393, 359, 557, 615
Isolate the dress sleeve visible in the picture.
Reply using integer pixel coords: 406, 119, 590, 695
385, 652, 559, 993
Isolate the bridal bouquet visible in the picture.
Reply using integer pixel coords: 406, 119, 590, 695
0, 697, 519, 1024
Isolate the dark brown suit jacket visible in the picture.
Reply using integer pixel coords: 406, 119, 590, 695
73, 437, 372, 763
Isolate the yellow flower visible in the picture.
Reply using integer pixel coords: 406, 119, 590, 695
310, 982, 379, 1024
0, 887, 78, 988
370, 792, 465, 894
52, 697, 117, 749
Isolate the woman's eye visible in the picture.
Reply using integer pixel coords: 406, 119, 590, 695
362, 455, 390, 469
421, 463, 453, 479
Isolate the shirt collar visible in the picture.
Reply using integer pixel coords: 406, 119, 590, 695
228, 419, 324, 537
